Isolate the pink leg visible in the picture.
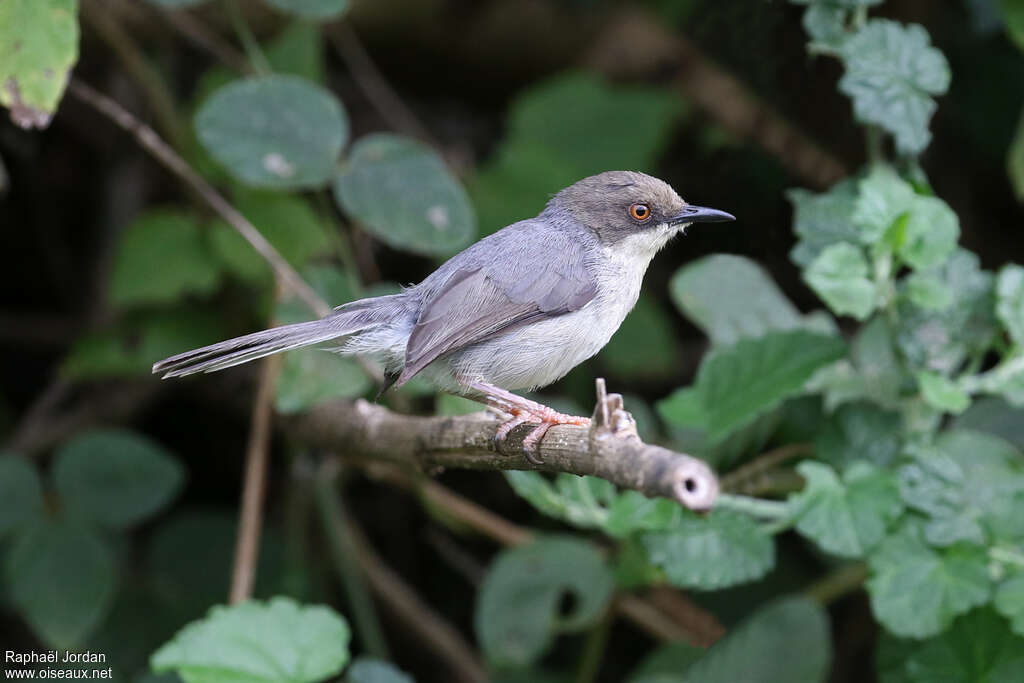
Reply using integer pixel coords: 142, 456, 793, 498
464, 381, 590, 463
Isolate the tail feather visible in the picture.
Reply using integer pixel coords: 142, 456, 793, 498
153, 295, 407, 378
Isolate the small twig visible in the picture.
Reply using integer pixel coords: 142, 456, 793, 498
229, 354, 281, 603
68, 79, 331, 318
804, 562, 867, 606
314, 459, 391, 658
719, 443, 812, 493
224, 0, 272, 75
575, 609, 613, 683
8, 379, 73, 454
342, 491, 488, 683
156, 5, 253, 74
329, 23, 437, 146
81, 0, 185, 149
646, 587, 725, 647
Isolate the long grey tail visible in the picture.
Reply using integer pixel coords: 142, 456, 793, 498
153, 294, 407, 379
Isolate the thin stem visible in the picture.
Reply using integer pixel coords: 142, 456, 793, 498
866, 125, 884, 165
720, 443, 811, 492
68, 79, 331, 318
804, 563, 867, 606
314, 461, 391, 658
229, 353, 281, 603
574, 609, 614, 683
715, 494, 792, 520
224, 0, 272, 75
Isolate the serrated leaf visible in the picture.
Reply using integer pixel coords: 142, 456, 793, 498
996, 573, 1024, 637
5, 518, 116, 647
682, 597, 831, 683
504, 472, 619, 530
696, 330, 846, 442
867, 524, 991, 638
334, 133, 475, 256
815, 402, 903, 469
110, 210, 223, 308
0, 454, 44, 536
997, 264, 1024, 346
917, 371, 970, 414
261, 0, 348, 20
0, 0, 78, 129
151, 597, 350, 683
642, 509, 775, 589
791, 461, 903, 558
599, 294, 679, 379
877, 608, 1024, 682
904, 270, 954, 310
898, 429, 1024, 546
52, 429, 185, 529
804, 242, 877, 319
196, 76, 347, 189
838, 20, 950, 155
475, 536, 613, 668
670, 254, 806, 345
788, 180, 861, 267
899, 196, 959, 270
345, 658, 414, 683
852, 165, 915, 245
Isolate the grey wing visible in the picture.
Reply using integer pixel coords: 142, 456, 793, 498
396, 237, 597, 385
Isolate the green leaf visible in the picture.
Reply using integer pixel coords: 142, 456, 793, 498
334, 133, 475, 256
642, 509, 774, 589
0, 454, 44, 536
5, 518, 116, 647
917, 371, 970, 414
504, 472, 616, 530
877, 608, 1024, 682
627, 642, 704, 683
52, 429, 185, 529
62, 309, 229, 380
804, 242, 877, 319
838, 20, 951, 155
0, 0, 78, 129
345, 658, 414, 683
954, 396, 1024, 451
670, 254, 806, 345
196, 75, 347, 189
815, 402, 903, 469
261, 0, 348, 20
696, 330, 846, 442
867, 523, 991, 638
475, 536, 613, 668
788, 180, 860, 267
852, 165, 915, 245
898, 430, 1024, 546
599, 294, 679, 379
147, 0, 209, 6
682, 597, 831, 683
997, 264, 1024, 346
790, 461, 903, 558
265, 22, 325, 83
801, 5, 848, 50
895, 249, 997, 373
110, 210, 223, 308
605, 492, 685, 538
1002, 0, 1024, 50
899, 196, 960, 270
904, 270, 954, 311
151, 597, 350, 683
1009, 111, 1024, 202
996, 573, 1024, 637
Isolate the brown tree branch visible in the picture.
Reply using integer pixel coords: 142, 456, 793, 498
67, 79, 331, 318
286, 385, 719, 511
228, 354, 280, 604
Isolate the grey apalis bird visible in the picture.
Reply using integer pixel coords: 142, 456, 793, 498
154, 170, 734, 459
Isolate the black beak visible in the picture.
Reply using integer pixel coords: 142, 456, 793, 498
669, 205, 736, 225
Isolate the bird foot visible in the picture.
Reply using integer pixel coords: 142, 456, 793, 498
493, 405, 590, 464
590, 378, 639, 441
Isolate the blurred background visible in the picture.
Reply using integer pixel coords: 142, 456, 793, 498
1, 0, 1023, 681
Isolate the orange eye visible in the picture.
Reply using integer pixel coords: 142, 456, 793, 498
629, 203, 651, 221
